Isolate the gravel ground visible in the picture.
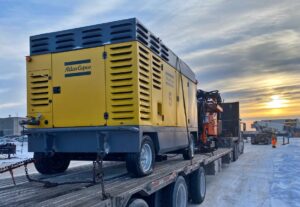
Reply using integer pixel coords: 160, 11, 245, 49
190, 138, 300, 207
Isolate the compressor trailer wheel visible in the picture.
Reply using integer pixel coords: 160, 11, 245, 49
34, 152, 70, 175
126, 135, 155, 177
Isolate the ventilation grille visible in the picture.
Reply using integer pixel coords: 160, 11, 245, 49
110, 22, 133, 42
108, 43, 135, 121
152, 55, 162, 90
138, 46, 151, 121
81, 27, 102, 47
30, 37, 49, 54
55, 33, 75, 50
28, 72, 50, 108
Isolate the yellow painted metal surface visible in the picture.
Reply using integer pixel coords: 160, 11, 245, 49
150, 53, 163, 126
52, 47, 106, 127
176, 73, 189, 127
162, 62, 177, 126
106, 42, 139, 126
27, 54, 53, 128
27, 41, 197, 128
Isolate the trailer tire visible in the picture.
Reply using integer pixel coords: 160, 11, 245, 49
182, 134, 194, 160
34, 152, 70, 175
190, 166, 206, 204
127, 198, 148, 207
165, 176, 188, 207
126, 135, 155, 177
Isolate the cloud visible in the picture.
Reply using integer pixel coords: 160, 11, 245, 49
0, 0, 299, 120
0, 102, 23, 109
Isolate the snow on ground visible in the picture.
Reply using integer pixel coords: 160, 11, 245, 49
190, 138, 300, 207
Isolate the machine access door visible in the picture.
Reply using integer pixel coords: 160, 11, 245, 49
52, 47, 106, 127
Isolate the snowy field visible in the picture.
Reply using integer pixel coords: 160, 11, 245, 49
191, 138, 300, 207
1, 138, 300, 207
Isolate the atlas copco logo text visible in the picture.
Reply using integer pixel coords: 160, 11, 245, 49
65, 64, 91, 72
63, 59, 92, 77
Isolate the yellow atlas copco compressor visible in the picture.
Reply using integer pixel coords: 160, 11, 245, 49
24, 18, 197, 177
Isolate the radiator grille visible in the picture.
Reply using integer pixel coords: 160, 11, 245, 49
107, 43, 135, 121
28, 71, 50, 110
152, 55, 162, 90
138, 45, 151, 121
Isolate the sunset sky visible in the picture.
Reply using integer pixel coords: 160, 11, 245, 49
0, 0, 299, 123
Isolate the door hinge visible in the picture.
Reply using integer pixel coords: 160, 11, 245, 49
102, 51, 107, 59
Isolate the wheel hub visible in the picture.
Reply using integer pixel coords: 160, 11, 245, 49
140, 143, 152, 172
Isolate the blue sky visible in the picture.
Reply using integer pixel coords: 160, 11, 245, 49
0, 0, 300, 120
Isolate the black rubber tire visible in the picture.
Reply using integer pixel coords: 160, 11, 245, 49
127, 198, 149, 207
126, 135, 155, 177
190, 166, 206, 204
34, 152, 70, 175
182, 134, 194, 160
165, 176, 188, 207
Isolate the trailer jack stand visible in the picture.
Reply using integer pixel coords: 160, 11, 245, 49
93, 154, 110, 200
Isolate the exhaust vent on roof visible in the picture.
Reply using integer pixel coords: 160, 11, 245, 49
30, 37, 49, 53
55, 33, 75, 50
110, 23, 133, 43
81, 27, 102, 46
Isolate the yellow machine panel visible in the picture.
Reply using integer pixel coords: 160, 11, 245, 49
52, 47, 106, 127
27, 54, 53, 128
27, 41, 197, 129
162, 62, 177, 126
150, 54, 163, 126
176, 74, 189, 127
106, 42, 139, 126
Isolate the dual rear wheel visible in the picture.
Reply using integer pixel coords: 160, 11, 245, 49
164, 167, 206, 207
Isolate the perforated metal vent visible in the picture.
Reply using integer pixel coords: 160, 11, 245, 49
55, 33, 75, 50
28, 71, 50, 110
107, 43, 135, 121
30, 37, 49, 54
138, 45, 151, 121
152, 55, 162, 90
81, 27, 102, 46
110, 22, 133, 43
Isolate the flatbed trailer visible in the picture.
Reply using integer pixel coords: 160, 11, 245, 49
0, 147, 236, 207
